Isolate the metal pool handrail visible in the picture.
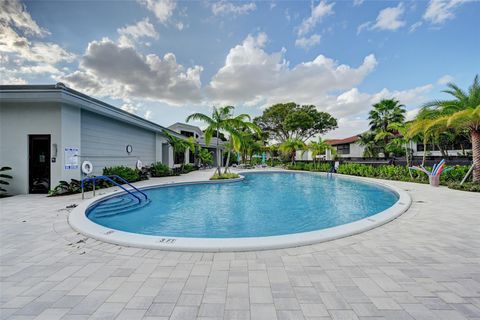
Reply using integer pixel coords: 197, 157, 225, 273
81, 175, 148, 202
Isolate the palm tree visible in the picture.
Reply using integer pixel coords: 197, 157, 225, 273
197, 148, 213, 167
187, 106, 256, 175
358, 132, 378, 158
163, 130, 195, 171
406, 118, 441, 165
266, 144, 280, 166
0, 166, 12, 195
223, 116, 261, 173
279, 138, 306, 164
303, 138, 332, 167
417, 75, 480, 182
368, 99, 406, 150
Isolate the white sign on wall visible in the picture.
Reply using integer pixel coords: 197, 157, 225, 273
64, 147, 79, 169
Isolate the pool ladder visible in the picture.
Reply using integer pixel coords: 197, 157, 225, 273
81, 175, 148, 203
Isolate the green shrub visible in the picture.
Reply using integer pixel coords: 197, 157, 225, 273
287, 162, 332, 172
286, 162, 471, 186
210, 172, 240, 180
448, 182, 480, 192
103, 166, 141, 182
49, 179, 81, 196
49, 178, 110, 196
181, 164, 198, 174
0, 166, 13, 197
150, 162, 173, 177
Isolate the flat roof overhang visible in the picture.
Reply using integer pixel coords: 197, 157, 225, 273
0, 84, 184, 139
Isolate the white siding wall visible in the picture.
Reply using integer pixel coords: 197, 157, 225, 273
336, 142, 364, 158
61, 104, 81, 182
0, 103, 62, 194
80, 110, 156, 175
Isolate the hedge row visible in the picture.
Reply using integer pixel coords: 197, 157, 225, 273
287, 162, 472, 186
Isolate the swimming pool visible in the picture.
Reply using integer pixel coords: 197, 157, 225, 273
70, 171, 411, 251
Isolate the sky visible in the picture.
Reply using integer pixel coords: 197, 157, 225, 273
1, 0, 479, 138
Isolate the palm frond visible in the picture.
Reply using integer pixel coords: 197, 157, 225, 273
186, 113, 214, 125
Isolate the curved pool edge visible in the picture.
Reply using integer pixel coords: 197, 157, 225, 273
68, 170, 411, 252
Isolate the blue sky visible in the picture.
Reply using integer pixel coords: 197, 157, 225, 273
1, 0, 479, 138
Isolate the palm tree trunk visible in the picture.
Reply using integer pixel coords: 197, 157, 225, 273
405, 142, 413, 179
224, 149, 231, 174
422, 138, 427, 166
216, 130, 221, 175
471, 128, 480, 183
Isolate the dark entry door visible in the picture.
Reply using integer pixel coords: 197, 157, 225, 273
29, 135, 51, 193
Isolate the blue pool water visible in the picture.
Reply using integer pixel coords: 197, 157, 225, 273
87, 172, 399, 238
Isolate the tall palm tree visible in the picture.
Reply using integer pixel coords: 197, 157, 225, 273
223, 116, 261, 173
405, 118, 442, 165
368, 99, 406, 150
358, 132, 378, 158
417, 75, 480, 182
162, 130, 195, 171
303, 138, 332, 167
186, 106, 256, 175
279, 138, 306, 164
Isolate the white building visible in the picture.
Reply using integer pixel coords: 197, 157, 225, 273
326, 135, 364, 158
168, 122, 225, 167
0, 84, 183, 194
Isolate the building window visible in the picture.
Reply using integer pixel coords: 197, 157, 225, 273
336, 144, 350, 155
174, 151, 185, 164
180, 130, 194, 137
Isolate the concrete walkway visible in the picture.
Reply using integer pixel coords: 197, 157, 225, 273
1, 169, 479, 320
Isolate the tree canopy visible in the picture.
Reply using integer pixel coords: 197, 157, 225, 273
254, 103, 337, 142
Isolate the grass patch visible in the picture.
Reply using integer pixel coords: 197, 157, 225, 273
210, 173, 240, 180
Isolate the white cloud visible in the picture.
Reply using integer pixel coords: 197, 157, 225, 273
295, 34, 321, 49
62, 38, 203, 106
358, 3, 406, 33
437, 74, 454, 85
297, 1, 334, 36
211, 1, 256, 16
117, 18, 159, 47
121, 103, 140, 114
323, 118, 369, 139
207, 33, 377, 110
406, 107, 421, 121
0, 0, 49, 36
0, 67, 27, 85
373, 3, 406, 31
353, 0, 365, 6
323, 84, 434, 138
327, 84, 433, 118
409, 21, 423, 32
0, 0, 75, 83
144, 110, 153, 120
357, 21, 372, 34
0, 0, 75, 65
423, 0, 467, 24
138, 0, 177, 25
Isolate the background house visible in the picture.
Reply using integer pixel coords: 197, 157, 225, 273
326, 135, 364, 158
0, 83, 182, 194
168, 122, 225, 167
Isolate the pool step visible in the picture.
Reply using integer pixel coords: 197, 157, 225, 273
90, 197, 151, 218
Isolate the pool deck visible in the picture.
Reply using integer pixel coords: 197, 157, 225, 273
1, 168, 479, 320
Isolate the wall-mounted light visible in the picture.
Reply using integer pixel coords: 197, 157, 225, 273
126, 144, 133, 154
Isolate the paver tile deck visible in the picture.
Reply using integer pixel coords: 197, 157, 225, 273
1, 169, 479, 319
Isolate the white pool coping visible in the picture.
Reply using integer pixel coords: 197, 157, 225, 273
68, 171, 411, 252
